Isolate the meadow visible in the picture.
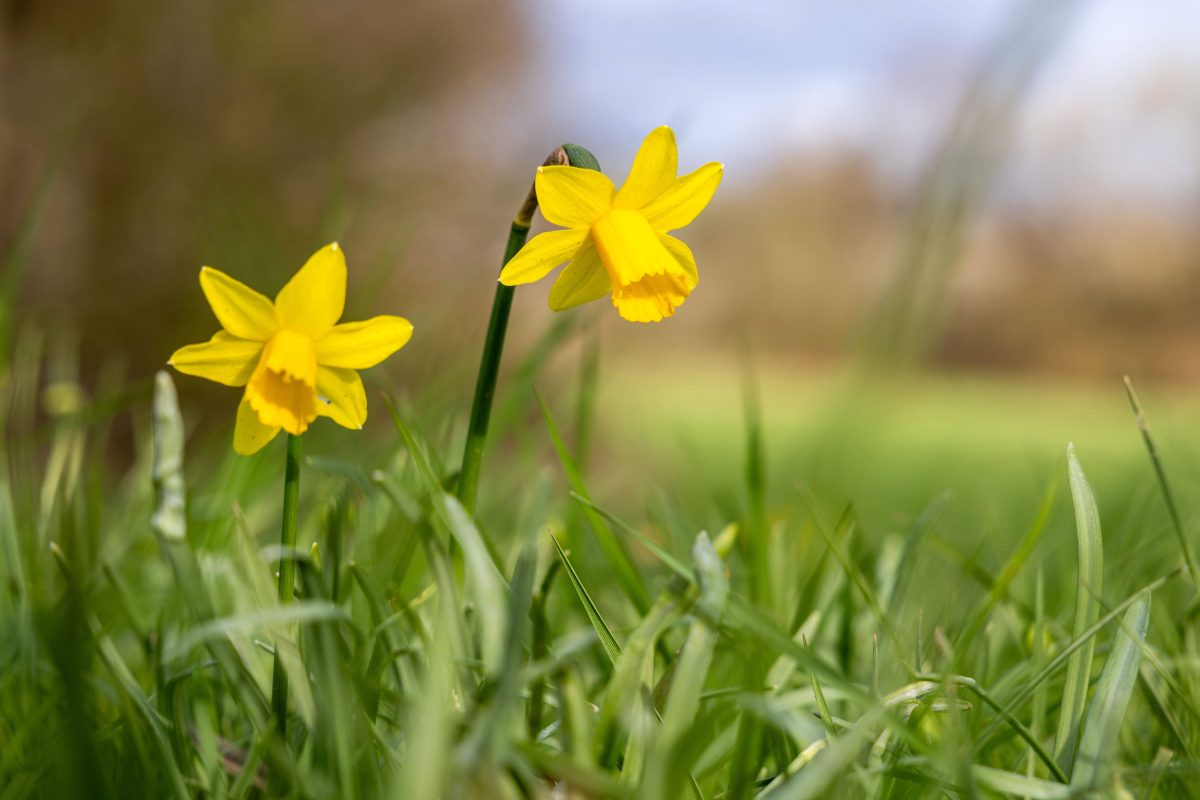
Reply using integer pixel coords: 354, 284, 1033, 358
4, 261, 1200, 798
4, 7, 1200, 793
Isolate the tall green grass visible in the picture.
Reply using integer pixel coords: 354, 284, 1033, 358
3, 321, 1200, 797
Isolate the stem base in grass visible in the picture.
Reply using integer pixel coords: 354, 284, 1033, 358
271, 433, 302, 738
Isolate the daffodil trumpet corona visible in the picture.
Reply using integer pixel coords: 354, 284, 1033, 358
168, 242, 412, 736
500, 125, 722, 323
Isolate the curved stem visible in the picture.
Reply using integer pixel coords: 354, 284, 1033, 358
456, 222, 531, 514
271, 433, 302, 737
456, 145, 588, 514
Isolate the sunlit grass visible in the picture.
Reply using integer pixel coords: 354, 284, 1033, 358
4, 320, 1200, 796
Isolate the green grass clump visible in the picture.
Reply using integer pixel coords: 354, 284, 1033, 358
3, 317, 1200, 798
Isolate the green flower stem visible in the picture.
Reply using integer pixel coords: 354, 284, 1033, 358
457, 222, 530, 514
271, 433, 302, 737
457, 144, 600, 514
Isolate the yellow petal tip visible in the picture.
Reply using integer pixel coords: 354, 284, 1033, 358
330, 241, 340, 251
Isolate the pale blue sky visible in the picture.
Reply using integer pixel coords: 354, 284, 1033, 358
526, 0, 1200, 213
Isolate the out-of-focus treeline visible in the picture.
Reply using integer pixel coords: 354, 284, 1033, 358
691, 159, 1200, 381
2, 0, 535, 390
4, 0, 1200, 393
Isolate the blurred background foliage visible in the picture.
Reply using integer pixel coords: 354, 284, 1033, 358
5, 0, 1200, 532
6, 0, 1200, 385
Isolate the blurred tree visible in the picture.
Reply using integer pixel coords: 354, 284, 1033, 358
1, 0, 526, 378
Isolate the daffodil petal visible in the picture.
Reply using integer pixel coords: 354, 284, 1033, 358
615, 126, 678, 209
199, 267, 277, 340
657, 233, 699, 285
315, 316, 413, 370
499, 228, 589, 286
234, 395, 281, 455
169, 331, 262, 387
548, 241, 612, 311
641, 162, 723, 232
275, 242, 346, 336
316, 366, 367, 430
535, 165, 614, 228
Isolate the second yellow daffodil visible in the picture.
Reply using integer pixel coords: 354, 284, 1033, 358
169, 243, 412, 455
499, 126, 722, 322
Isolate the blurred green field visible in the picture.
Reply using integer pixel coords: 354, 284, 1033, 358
602, 359, 1200, 637
604, 358, 1199, 537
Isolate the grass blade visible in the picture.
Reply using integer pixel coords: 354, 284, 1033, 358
150, 372, 187, 543
1124, 376, 1200, 597
595, 595, 675, 768
797, 490, 899, 651
538, 392, 651, 614
397, 625, 456, 800
742, 365, 771, 611
979, 568, 1179, 747
1070, 592, 1151, 791
575, 492, 868, 703
884, 491, 951, 617
571, 491, 693, 580
459, 538, 537, 765
169, 601, 355, 658
971, 766, 1071, 799
641, 533, 728, 799
437, 494, 508, 675
550, 534, 622, 665
1052, 444, 1104, 773
764, 713, 878, 800
574, 313, 601, 471
952, 479, 1055, 658
50, 544, 190, 800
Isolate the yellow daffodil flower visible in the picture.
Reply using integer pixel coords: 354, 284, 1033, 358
499, 126, 722, 323
168, 243, 413, 455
